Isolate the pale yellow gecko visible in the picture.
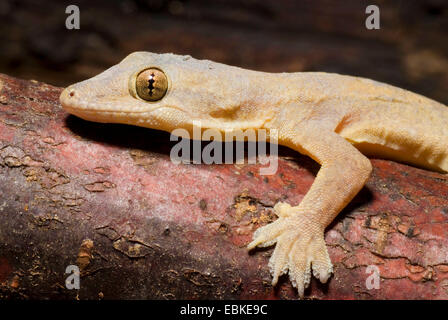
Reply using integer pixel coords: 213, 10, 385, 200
60, 52, 448, 298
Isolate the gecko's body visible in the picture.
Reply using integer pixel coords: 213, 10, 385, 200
60, 52, 448, 297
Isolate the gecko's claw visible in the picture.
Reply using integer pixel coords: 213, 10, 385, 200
268, 232, 295, 285
247, 202, 298, 250
289, 239, 312, 298
247, 218, 283, 250
248, 202, 333, 298
311, 243, 333, 283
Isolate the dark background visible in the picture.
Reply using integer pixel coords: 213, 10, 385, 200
1, 0, 447, 104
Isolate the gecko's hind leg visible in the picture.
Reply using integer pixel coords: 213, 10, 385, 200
248, 202, 333, 298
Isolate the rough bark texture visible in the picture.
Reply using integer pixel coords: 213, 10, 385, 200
1, 74, 448, 299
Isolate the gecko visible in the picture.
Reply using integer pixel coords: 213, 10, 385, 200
60, 52, 448, 298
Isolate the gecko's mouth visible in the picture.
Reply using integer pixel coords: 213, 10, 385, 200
60, 87, 148, 114
60, 86, 171, 116
60, 86, 188, 129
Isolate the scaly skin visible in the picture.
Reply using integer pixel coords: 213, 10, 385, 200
60, 52, 448, 298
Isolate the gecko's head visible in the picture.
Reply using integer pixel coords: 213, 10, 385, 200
60, 51, 260, 133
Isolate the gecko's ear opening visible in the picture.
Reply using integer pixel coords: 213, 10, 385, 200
133, 68, 168, 102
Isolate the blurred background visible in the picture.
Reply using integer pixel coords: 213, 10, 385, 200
0, 0, 447, 104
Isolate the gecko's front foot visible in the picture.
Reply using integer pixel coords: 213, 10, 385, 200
248, 202, 333, 298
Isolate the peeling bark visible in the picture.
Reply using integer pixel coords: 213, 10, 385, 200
0, 73, 448, 299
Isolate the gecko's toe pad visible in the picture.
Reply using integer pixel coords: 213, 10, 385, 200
248, 204, 333, 298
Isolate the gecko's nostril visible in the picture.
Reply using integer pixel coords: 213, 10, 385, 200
60, 88, 77, 109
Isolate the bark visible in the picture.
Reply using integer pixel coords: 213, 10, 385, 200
0, 73, 448, 299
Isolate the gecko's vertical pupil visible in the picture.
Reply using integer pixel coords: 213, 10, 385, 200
148, 73, 156, 96
136, 68, 168, 101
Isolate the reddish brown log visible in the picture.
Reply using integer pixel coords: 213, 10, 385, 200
0, 73, 448, 299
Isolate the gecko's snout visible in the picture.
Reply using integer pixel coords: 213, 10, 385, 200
60, 85, 89, 115
60, 86, 76, 109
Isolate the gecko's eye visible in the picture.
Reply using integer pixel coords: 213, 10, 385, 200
135, 68, 168, 101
